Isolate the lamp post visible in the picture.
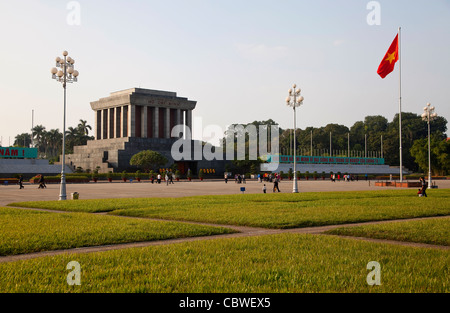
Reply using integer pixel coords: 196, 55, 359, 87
51, 51, 79, 200
421, 103, 437, 189
286, 84, 304, 193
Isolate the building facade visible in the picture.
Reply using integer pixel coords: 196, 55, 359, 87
65, 88, 224, 174
92, 88, 195, 141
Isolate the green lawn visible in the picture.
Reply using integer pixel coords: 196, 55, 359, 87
326, 217, 450, 246
0, 233, 448, 293
0, 207, 235, 256
12, 190, 447, 229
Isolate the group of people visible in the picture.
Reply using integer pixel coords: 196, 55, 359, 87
233, 174, 246, 184
331, 173, 361, 182
262, 174, 281, 193
150, 172, 175, 185
224, 173, 247, 184
16, 174, 46, 189
259, 173, 280, 183
224, 172, 281, 193
262, 179, 280, 193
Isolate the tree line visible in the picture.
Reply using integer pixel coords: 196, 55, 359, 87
222, 112, 449, 175
12, 119, 94, 162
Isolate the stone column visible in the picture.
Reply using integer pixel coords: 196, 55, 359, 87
115, 107, 121, 138
154, 107, 159, 138
147, 106, 153, 138
127, 104, 136, 137
102, 109, 108, 140
181, 110, 187, 139
165, 108, 171, 139
95, 110, 101, 140
107, 108, 114, 139
176, 109, 182, 125
121, 105, 128, 138
141, 106, 148, 138
186, 110, 193, 134
176, 109, 182, 138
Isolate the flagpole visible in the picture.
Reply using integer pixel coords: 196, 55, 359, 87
398, 26, 403, 182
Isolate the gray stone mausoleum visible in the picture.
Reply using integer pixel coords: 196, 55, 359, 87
66, 88, 224, 174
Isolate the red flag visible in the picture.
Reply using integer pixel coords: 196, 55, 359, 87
377, 34, 399, 78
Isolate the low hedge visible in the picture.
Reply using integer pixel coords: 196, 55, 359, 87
29, 176, 90, 184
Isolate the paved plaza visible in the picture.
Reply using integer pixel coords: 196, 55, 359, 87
1, 178, 448, 206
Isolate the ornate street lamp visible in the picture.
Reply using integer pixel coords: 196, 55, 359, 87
286, 84, 304, 193
421, 103, 437, 189
51, 51, 79, 200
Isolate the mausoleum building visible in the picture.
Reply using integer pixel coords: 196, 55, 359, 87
66, 88, 223, 174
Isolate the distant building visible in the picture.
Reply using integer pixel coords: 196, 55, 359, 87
65, 88, 224, 174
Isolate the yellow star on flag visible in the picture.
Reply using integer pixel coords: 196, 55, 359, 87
385, 52, 396, 64
377, 33, 399, 78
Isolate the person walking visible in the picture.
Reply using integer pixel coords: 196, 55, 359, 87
19, 175, 24, 189
157, 173, 161, 184
273, 179, 280, 193
38, 174, 46, 189
263, 184, 266, 193
224, 174, 228, 184
420, 177, 428, 197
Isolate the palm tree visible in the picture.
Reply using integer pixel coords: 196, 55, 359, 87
32, 125, 45, 147
14, 133, 32, 148
77, 119, 92, 136
65, 126, 80, 152
46, 129, 62, 158
32, 125, 47, 157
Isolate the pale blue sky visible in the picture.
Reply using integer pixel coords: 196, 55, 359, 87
0, 0, 449, 145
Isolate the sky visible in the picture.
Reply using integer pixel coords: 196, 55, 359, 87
0, 0, 449, 145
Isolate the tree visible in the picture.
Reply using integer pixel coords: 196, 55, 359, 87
364, 115, 388, 133
65, 127, 79, 154
64, 123, 94, 154
222, 119, 281, 157
77, 119, 92, 136
231, 158, 263, 174
32, 125, 46, 156
14, 133, 32, 148
387, 113, 447, 171
17, 121, 93, 159
129, 150, 168, 172
410, 134, 450, 175
46, 129, 62, 159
